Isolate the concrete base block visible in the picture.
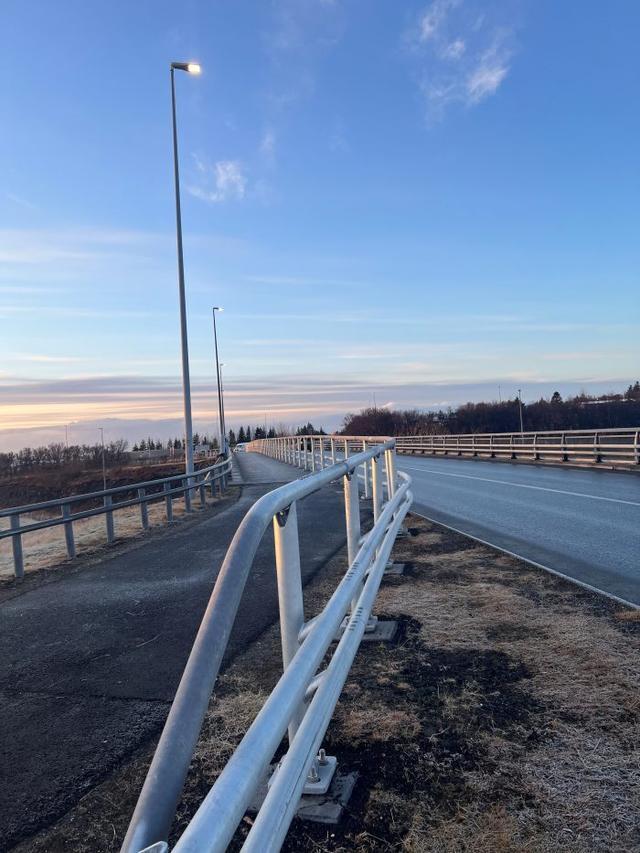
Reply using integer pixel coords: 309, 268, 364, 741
335, 618, 398, 643
250, 766, 358, 826
384, 562, 405, 576
395, 525, 409, 538
297, 770, 358, 824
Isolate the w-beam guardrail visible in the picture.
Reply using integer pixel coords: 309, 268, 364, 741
395, 427, 640, 469
0, 456, 233, 579
122, 437, 411, 853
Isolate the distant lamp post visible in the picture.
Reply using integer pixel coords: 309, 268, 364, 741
170, 60, 201, 479
517, 389, 524, 434
98, 427, 107, 491
219, 362, 228, 451
212, 307, 227, 455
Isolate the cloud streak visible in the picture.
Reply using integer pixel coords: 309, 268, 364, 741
409, 1, 517, 119
188, 156, 248, 203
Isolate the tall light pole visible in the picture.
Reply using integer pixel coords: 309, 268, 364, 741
517, 389, 524, 434
98, 427, 107, 491
170, 60, 201, 478
212, 307, 226, 455
219, 363, 227, 451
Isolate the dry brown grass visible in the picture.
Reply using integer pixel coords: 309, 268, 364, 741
0, 493, 217, 580
12, 514, 640, 853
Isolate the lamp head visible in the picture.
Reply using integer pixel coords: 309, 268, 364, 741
171, 62, 202, 74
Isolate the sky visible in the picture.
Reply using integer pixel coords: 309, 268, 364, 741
1, 0, 639, 450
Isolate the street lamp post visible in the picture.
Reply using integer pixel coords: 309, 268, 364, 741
517, 389, 524, 434
170, 60, 201, 478
219, 362, 228, 452
212, 307, 226, 455
99, 427, 107, 491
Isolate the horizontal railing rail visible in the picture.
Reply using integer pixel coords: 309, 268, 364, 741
123, 436, 411, 853
394, 427, 640, 468
0, 456, 233, 579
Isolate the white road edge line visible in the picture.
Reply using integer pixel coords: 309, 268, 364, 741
400, 464, 640, 507
409, 509, 639, 611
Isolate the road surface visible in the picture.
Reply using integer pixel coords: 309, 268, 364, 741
0, 453, 353, 850
396, 455, 640, 606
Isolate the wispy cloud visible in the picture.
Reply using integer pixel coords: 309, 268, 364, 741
0, 227, 167, 266
187, 156, 247, 203
408, 1, 518, 119
260, 127, 277, 164
4, 192, 38, 211
7, 353, 85, 364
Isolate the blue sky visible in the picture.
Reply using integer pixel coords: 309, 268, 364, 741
1, 0, 638, 449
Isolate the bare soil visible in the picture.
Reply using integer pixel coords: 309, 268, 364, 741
12, 515, 639, 853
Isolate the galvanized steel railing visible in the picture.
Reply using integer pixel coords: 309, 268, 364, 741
0, 456, 233, 579
122, 436, 411, 853
395, 427, 640, 468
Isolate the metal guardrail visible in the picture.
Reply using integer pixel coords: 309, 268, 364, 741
122, 437, 412, 853
395, 427, 640, 468
0, 456, 233, 579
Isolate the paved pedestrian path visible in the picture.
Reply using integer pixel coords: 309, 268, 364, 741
0, 453, 346, 849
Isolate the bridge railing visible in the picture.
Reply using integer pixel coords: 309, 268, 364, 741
122, 437, 412, 853
395, 427, 640, 468
0, 456, 233, 579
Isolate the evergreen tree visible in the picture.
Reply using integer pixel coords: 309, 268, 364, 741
228, 428, 237, 446
238, 426, 246, 443
246, 425, 252, 441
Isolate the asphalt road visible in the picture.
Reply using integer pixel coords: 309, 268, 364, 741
397, 455, 640, 606
0, 453, 351, 850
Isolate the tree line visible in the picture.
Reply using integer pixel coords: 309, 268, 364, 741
228, 421, 326, 445
131, 433, 219, 452
0, 440, 129, 478
341, 383, 640, 436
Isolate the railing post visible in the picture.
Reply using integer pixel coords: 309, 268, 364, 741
199, 480, 206, 508
343, 470, 362, 612
384, 448, 396, 499
164, 481, 174, 522
273, 501, 306, 743
62, 502, 76, 558
362, 440, 370, 498
330, 437, 336, 465
10, 514, 24, 580
635, 431, 639, 466
371, 453, 382, 523
138, 488, 149, 530
318, 438, 324, 470
594, 432, 601, 464
184, 478, 192, 513
311, 438, 317, 472
104, 494, 115, 544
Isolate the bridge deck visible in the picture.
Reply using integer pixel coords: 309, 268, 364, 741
398, 455, 640, 606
